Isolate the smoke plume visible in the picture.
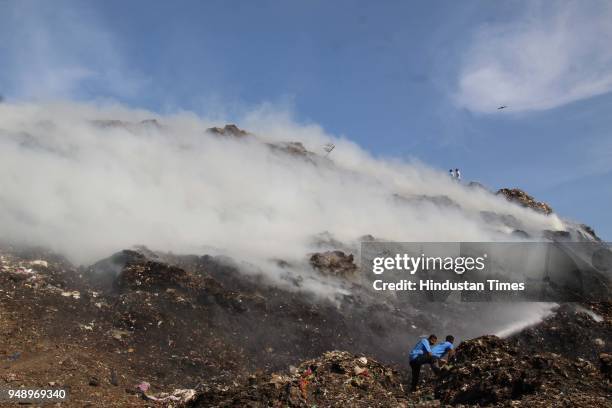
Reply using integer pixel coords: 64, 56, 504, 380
0, 101, 565, 270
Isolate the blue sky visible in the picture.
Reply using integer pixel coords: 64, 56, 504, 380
1, 0, 611, 239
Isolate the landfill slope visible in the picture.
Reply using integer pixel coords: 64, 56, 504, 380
0, 243, 610, 407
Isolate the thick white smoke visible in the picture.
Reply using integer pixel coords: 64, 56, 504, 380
0, 101, 564, 271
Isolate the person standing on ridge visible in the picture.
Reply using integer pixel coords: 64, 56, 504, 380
454, 168, 461, 182
409, 334, 438, 392
449, 169, 454, 179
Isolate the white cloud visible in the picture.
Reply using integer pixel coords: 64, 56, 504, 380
0, 2, 145, 100
455, 1, 612, 113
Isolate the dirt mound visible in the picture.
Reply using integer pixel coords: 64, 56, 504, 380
206, 124, 249, 137
90, 119, 163, 131
114, 254, 204, 293
309, 250, 358, 278
0, 243, 610, 407
265, 141, 322, 163
191, 331, 611, 407
434, 335, 611, 407
435, 335, 537, 405
190, 351, 410, 407
268, 141, 309, 156
496, 188, 553, 215
511, 303, 611, 363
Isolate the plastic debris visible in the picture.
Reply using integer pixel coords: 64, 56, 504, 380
136, 381, 150, 393
60, 291, 80, 299
143, 388, 197, 403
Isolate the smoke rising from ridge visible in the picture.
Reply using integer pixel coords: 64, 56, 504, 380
0, 102, 564, 272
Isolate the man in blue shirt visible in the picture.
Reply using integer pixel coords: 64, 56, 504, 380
431, 335, 455, 361
409, 334, 437, 391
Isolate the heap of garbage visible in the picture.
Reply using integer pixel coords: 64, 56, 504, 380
206, 124, 249, 137
433, 335, 610, 407
511, 303, 610, 362
496, 188, 553, 215
112, 251, 205, 293
0, 242, 610, 407
205, 123, 320, 162
190, 351, 410, 407
309, 250, 358, 278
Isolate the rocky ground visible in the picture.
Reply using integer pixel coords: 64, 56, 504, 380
0, 241, 609, 407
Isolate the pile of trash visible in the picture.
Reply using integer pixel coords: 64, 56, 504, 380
206, 123, 320, 162
113, 251, 205, 293
132, 381, 197, 405
0, 242, 610, 407
206, 124, 249, 138
91, 119, 162, 130
511, 303, 610, 363
496, 188, 553, 215
0, 256, 47, 284
434, 336, 539, 405
434, 335, 611, 407
191, 351, 410, 407
0, 246, 85, 292
309, 250, 358, 278
265, 141, 321, 163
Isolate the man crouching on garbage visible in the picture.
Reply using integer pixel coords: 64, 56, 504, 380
431, 335, 455, 364
431, 334, 455, 374
408, 334, 438, 392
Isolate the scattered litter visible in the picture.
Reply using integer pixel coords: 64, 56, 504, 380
353, 365, 367, 375
268, 374, 286, 389
5, 373, 17, 382
136, 381, 150, 393
197, 351, 409, 406
61, 291, 80, 299
142, 388, 196, 403
110, 329, 131, 340
79, 323, 94, 331
9, 267, 35, 279
30, 260, 48, 268
7, 352, 21, 361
